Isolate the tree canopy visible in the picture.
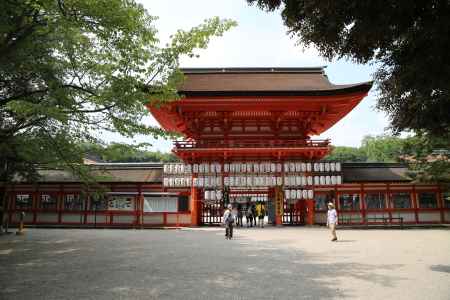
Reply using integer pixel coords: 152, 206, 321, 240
81, 142, 179, 163
247, 0, 450, 138
0, 0, 236, 183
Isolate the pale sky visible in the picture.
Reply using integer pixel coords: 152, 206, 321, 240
104, 0, 390, 152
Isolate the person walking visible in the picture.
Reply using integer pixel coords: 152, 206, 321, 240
258, 203, 266, 228
237, 203, 243, 227
251, 203, 257, 227
223, 204, 235, 240
246, 204, 253, 227
326, 202, 338, 241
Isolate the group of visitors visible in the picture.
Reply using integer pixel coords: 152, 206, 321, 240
222, 202, 266, 239
223, 201, 339, 242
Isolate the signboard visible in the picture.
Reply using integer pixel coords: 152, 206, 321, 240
275, 187, 284, 217
108, 196, 134, 211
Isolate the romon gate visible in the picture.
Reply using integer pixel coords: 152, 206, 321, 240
147, 67, 372, 226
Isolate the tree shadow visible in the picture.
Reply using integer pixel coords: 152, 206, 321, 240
430, 265, 450, 273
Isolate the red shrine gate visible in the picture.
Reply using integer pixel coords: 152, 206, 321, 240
148, 67, 372, 226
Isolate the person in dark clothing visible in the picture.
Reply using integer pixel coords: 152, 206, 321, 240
246, 204, 253, 227
237, 203, 243, 227
251, 204, 257, 226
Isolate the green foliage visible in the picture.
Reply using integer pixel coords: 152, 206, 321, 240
325, 133, 449, 186
248, 0, 450, 137
361, 135, 405, 162
0, 0, 236, 184
323, 146, 367, 162
81, 142, 179, 163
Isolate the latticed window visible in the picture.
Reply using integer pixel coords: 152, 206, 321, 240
339, 194, 360, 210
143, 196, 178, 212
391, 193, 411, 209
15, 194, 32, 209
418, 192, 437, 208
39, 194, 57, 210
64, 194, 84, 211
365, 193, 386, 209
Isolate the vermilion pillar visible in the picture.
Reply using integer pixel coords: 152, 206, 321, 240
190, 185, 199, 226
275, 187, 283, 226
305, 199, 315, 225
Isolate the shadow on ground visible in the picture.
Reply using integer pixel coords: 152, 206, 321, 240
0, 229, 406, 300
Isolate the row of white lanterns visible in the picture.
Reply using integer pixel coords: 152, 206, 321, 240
204, 189, 315, 201
164, 162, 342, 175
204, 190, 223, 201
285, 189, 314, 200
163, 175, 342, 187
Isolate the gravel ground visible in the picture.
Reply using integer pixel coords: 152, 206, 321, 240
0, 227, 449, 300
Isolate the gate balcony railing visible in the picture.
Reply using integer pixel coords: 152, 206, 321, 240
174, 139, 330, 149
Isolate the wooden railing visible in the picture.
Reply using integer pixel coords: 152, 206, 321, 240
174, 139, 330, 149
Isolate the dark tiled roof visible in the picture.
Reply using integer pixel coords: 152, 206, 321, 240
342, 163, 411, 183
6, 162, 412, 184
28, 163, 163, 183
178, 67, 372, 96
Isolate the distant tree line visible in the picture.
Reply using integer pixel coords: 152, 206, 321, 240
81, 143, 179, 163
324, 134, 449, 187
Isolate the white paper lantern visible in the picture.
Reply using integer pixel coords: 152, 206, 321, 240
179, 164, 185, 174
331, 176, 336, 185
337, 175, 342, 184
198, 177, 204, 187
295, 162, 301, 172
276, 163, 282, 173
325, 176, 331, 185
307, 176, 313, 186
325, 162, 330, 172
270, 176, 276, 186
319, 163, 324, 172
306, 163, 312, 172
301, 163, 307, 172
168, 177, 174, 187
193, 178, 198, 187
223, 177, 229, 186
163, 165, 169, 174
216, 190, 222, 200
285, 190, 290, 200
291, 189, 297, 199
314, 176, 320, 185
330, 162, 335, 172
284, 176, 290, 186
254, 163, 259, 173
163, 178, 169, 187
296, 176, 302, 186
270, 163, 276, 173
236, 163, 241, 173
193, 164, 199, 173
204, 190, 210, 200
320, 176, 325, 185
301, 176, 307, 186
302, 189, 308, 199
276, 176, 283, 186
336, 162, 342, 172
289, 162, 295, 173
308, 190, 314, 199
296, 190, 302, 199
313, 163, 319, 172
